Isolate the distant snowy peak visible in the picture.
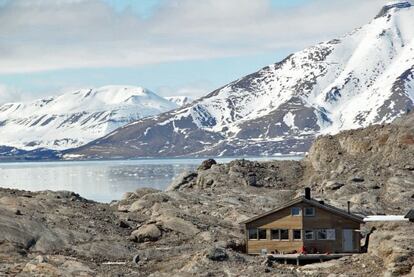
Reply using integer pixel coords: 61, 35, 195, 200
0, 86, 178, 150
1, 86, 175, 116
165, 96, 193, 107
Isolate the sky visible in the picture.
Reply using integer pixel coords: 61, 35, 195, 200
0, 0, 389, 104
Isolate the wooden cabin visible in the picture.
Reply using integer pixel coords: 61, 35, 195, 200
241, 188, 364, 255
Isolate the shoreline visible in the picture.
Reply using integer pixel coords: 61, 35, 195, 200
0, 156, 305, 203
0, 154, 305, 164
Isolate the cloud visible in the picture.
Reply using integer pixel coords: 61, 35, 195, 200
0, 84, 25, 104
156, 80, 213, 98
0, 0, 386, 74
0, 83, 60, 105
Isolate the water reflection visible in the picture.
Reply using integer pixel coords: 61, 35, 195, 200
0, 157, 302, 203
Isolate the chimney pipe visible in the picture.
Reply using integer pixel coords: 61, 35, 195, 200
347, 201, 351, 214
305, 187, 311, 200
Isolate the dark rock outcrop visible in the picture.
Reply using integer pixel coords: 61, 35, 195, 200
206, 247, 228, 261
197, 159, 217, 171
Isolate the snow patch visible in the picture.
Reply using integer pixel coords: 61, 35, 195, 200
283, 112, 296, 129
62, 153, 85, 160
363, 215, 408, 221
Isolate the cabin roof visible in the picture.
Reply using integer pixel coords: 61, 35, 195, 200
240, 196, 365, 225
405, 209, 414, 219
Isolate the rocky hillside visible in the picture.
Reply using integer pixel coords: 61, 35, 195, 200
0, 86, 178, 151
1, 112, 413, 276
303, 108, 414, 214
66, 2, 414, 159
0, 146, 59, 161
170, 111, 414, 215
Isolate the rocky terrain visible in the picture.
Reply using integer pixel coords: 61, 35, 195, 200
0, 112, 413, 276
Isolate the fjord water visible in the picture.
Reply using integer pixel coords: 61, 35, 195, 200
0, 157, 301, 203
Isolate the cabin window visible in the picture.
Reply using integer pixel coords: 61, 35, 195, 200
280, 229, 289, 240
304, 230, 314, 240
293, 229, 302, 240
291, 207, 302, 216
271, 229, 280, 240
327, 229, 336, 240
304, 207, 315, 216
317, 229, 327, 240
248, 228, 258, 240
258, 229, 267, 240
317, 229, 336, 240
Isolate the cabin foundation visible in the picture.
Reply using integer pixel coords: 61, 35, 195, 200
267, 253, 352, 265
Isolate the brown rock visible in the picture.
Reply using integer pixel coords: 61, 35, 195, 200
130, 224, 162, 242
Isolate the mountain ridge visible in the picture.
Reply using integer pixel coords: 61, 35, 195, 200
0, 86, 178, 150
64, 3, 414, 159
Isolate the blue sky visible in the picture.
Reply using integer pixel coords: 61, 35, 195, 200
104, 0, 308, 17
0, 51, 292, 97
0, 0, 383, 102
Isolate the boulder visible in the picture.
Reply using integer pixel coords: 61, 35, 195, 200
117, 204, 130, 212
206, 247, 228, 261
197, 159, 217, 171
130, 224, 162, 243
129, 193, 170, 212
324, 181, 345, 190
166, 172, 197, 191
118, 220, 130, 228
0, 208, 68, 253
128, 199, 147, 212
156, 215, 199, 236
245, 172, 258, 187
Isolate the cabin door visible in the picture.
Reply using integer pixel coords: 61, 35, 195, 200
342, 229, 353, 252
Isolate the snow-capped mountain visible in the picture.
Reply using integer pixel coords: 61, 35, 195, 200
0, 86, 178, 150
66, 2, 413, 158
166, 96, 193, 107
